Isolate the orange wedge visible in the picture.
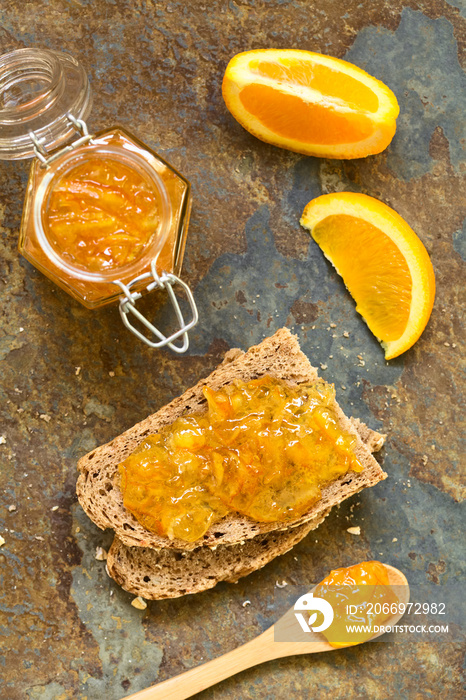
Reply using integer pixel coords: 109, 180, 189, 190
300, 193, 435, 359
222, 49, 399, 159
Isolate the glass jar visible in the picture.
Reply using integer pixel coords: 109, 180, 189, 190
0, 47, 198, 352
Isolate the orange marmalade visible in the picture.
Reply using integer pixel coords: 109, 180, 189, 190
45, 156, 160, 272
118, 376, 364, 542
314, 560, 399, 647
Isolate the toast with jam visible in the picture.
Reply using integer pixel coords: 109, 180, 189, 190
77, 329, 386, 555
104, 414, 384, 600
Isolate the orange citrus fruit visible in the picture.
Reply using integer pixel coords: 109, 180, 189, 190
300, 193, 435, 359
222, 49, 399, 159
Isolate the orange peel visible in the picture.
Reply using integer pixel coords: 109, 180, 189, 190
222, 49, 399, 159
300, 192, 435, 359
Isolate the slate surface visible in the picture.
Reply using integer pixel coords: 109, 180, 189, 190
0, 1, 464, 699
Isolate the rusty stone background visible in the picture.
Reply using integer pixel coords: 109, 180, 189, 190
0, 1, 464, 698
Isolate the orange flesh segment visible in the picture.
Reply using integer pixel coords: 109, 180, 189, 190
250, 58, 380, 112
222, 50, 399, 158
119, 376, 364, 543
312, 214, 412, 342
239, 84, 375, 145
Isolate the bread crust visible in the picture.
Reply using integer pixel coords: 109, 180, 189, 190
106, 513, 329, 600
77, 329, 386, 551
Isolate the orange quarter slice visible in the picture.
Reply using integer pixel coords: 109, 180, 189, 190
300, 193, 435, 359
222, 49, 399, 159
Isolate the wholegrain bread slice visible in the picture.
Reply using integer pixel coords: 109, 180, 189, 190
106, 516, 326, 600
77, 328, 387, 551
106, 422, 385, 599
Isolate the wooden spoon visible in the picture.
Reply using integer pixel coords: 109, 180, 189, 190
124, 564, 408, 700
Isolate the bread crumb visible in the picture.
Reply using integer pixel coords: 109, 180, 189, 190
131, 596, 147, 610
320, 363, 328, 370
444, 342, 450, 347
109, 371, 115, 377
392, 537, 398, 542
276, 580, 288, 588
0, 436, 6, 445
39, 414, 51, 422
347, 526, 361, 535
330, 323, 337, 328
35, 535, 44, 541
95, 546, 107, 561
341, 385, 346, 390
431, 445, 436, 451
242, 600, 251, 607
51, 505, 59, 511
0, 536, 4, 547
343, 331, 350, 338
75, 367, 81, 376
452, 343, 456, 348
75, 527, 80, 533
8, 505, 16, 512
422, 455, 428, 465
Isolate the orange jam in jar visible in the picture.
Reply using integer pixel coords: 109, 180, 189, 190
45, 156, 160, 273
314, 560, 399, 647
2, 48, 197, 350
20, 129, 192, 313
118, 376, 364, 543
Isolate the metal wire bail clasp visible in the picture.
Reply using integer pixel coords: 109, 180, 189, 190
29, 113, 94, 168
115, 260, 198, 353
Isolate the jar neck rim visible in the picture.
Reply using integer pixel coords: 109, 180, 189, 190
32, 142, 172, 283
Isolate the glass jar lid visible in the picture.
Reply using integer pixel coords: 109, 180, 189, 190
0, 47, 92, 160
